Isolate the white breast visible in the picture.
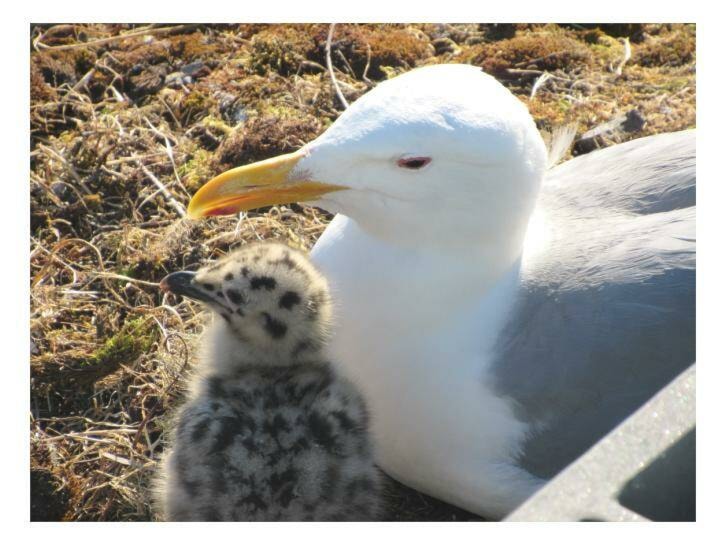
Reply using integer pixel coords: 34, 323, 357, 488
311, 214, 545, 518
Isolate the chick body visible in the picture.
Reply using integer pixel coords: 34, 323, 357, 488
156, 243, 381, 521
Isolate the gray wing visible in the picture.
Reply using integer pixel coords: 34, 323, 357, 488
491, 130, 696, 479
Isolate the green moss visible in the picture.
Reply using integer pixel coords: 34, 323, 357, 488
588, 38, 623, 66
201, 115, 234, 135
98, 105, 118, 116
658, 76, 692, 92
256, 101, 306, 121
180, 90, 216, 125
115, 265, 135, 278
557, 98, 571, 113
379, 66, 403, 79
178, 147, 216, 193
90, 316, 157, 367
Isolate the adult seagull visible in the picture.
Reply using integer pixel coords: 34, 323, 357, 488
187, 64, 696, 518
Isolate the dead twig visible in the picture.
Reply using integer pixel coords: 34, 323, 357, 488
506, 68, 571, 82
136, 160, 187, 218
613, 37, 632, 75
325, 23, 349, 110
93, 272, 160, 288
37, 144, 93, 195
34, 24, 196, 51
362, 42, 375, 87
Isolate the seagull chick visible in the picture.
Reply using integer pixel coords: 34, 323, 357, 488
155, 242, 382, 521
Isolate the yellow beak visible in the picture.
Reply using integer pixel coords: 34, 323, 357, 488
186, 149, 348, 219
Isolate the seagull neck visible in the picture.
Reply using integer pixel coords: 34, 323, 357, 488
356, 213, 529, 310
430, 227, 526, 297
365, 213, 530, 293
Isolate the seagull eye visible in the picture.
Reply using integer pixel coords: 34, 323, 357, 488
397, 156, 431, 170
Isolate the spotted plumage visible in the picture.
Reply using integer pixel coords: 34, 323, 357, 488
155, 242, 382, 521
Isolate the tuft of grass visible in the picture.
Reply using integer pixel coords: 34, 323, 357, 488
91, 316, 158, 367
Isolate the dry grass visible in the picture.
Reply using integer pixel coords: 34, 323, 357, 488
29, 23, 695, 521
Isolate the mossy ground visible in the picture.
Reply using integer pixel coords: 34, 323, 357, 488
30, 23, 695, 521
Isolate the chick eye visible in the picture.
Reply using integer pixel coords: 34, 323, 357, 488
397, 156, 431, 170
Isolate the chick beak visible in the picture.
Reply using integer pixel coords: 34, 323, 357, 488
159, 271, 208, 302
186, 149, 348, 218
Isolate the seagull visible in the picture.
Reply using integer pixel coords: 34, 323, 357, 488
186, 64, 696, 519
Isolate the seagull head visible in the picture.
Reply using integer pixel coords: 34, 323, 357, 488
188, 64, 547, 250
